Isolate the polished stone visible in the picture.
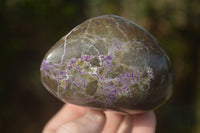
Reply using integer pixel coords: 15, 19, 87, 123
40, 15, 173, 114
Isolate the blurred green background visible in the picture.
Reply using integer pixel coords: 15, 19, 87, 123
0, 0, 199, 132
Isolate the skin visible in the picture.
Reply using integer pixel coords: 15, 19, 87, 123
43, 104, 156, 133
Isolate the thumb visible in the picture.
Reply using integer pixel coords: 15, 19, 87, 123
56, 110, 106, 133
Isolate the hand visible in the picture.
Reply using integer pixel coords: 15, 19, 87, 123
43, 104, 156, 133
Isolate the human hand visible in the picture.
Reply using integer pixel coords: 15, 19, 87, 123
43, 104, 156, 133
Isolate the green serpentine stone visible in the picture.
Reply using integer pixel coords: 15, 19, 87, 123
40, 15, 173, 114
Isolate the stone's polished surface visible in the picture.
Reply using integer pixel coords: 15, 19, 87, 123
40, 15, 173, 114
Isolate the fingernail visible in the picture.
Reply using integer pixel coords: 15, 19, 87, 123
57, 123, 76, 133
86, 110, 104, 122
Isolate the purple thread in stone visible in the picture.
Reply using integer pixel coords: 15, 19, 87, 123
66, 65, 72, 71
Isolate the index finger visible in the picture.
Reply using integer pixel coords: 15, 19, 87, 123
43, 103, 89, 133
